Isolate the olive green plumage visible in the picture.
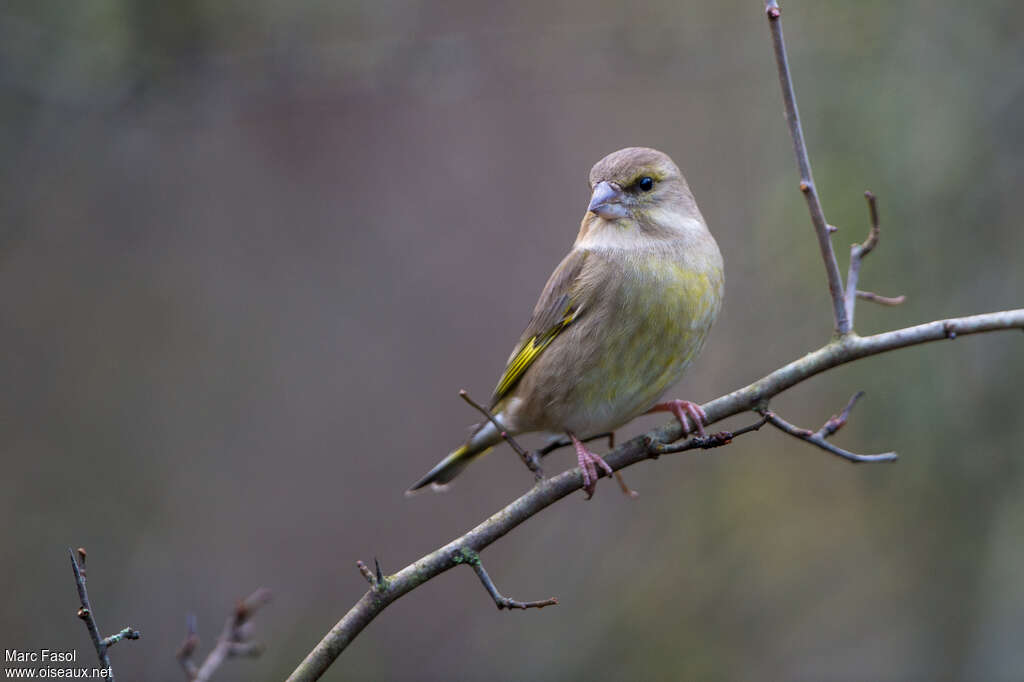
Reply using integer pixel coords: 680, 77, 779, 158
409, 147, 723, 492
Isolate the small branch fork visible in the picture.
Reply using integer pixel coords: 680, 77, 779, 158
765, 0, 849, 334
453, 548, 558, 610
844, 192, 906, 327
765, 3, 904, 334
646, 415, 769, 456
356, 558, 389, 592
360, 552, 557, 611
177, 588, 271, 682
69, 548, 140, 682
757, 391, 897, 463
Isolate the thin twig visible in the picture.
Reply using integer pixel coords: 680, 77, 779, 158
815, 391, 864, 439
860, 191, 881, 256
176, 616, 199, 681
356, 559, 389, 592
765, 0, 850, 334
286, 307, 1024, 682
177, 589, 271, 682
648, 415, 768, 456
69, 548, 139, 682
452, 548, 558, 610
844, 190, 903, 326
356, 560, 376, 587
759, 409, 897, 463
857, 290, 907, 306
100, 628, 141, 649
460, 389, 542, 479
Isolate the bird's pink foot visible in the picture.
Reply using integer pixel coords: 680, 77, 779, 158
647, 400, 707, 437
570, 432, 613, 500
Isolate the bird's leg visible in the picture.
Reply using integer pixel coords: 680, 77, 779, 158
569, 432, 613, 500
647, 400, 707, 437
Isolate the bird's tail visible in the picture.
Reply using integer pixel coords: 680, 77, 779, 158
407, 419, 504, 493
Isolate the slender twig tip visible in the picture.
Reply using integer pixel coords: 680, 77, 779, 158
357, 560, 375, 586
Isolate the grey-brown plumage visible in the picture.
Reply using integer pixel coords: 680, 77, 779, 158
409, 147, 723, 494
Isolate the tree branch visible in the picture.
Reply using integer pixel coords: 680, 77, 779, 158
69, 548, 140, 682
816, 391, 863, 439
648, 416, 769, 456
177, 588, 271, 682
759, 407, 897, 463
452, 547, 559, 610
285, 308, 1023, 682
857, 290, 907, 307
843, 191, 906, 324
764, 0, 850, 334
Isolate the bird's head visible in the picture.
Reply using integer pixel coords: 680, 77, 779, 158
581, 147, 704, 244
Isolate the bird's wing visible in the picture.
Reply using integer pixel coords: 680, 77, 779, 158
491, 248, 590, 407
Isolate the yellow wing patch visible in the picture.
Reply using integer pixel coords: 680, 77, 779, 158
493, 309, 576, 402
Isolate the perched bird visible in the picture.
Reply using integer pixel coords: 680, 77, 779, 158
409, 147, 724, 497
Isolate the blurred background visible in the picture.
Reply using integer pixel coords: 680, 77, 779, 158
1, 1, 1022, 680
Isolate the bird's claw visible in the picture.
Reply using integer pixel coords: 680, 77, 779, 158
570, 434, 613, 499
650, 400, 707, 437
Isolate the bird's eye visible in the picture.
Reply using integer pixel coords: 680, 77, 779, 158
637, 176, 654, 192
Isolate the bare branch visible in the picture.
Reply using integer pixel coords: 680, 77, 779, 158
356, 560, 376, 588
648, 416, 768, 456
815, 391, 864, 439
176, 616, 199, 681
69, 548, 140, 682
844, 190, 905, 325
355, 559, 389, 592
860, 191, 882, 256
760, 409, 897, 463
285, 308, 1024, 681
178, 588, 271, 682
452, 548, 558, 610
460, 389, 542, 479
100, 628, 140, 650
857, 290, 907, 307
764, 0, 850, 334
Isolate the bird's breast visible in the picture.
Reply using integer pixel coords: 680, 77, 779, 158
563, 247, 723, 433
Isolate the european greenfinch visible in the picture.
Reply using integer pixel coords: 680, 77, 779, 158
409, 147, 724, 497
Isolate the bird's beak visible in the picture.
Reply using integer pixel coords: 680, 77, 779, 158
588, 181, 628, 220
